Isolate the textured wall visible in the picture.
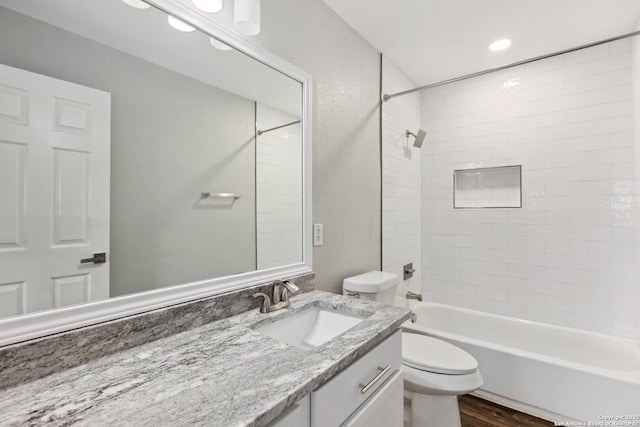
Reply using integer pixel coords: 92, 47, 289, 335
381, 57, 422, 302
420, 39, 637, 337
253, 0, 382, 293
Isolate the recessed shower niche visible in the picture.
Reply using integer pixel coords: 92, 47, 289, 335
453, 165, 522, 209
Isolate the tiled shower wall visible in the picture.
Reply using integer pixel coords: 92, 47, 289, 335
256, 103, 303, 270
420, 38, 638, 337
382, 57, 422, 301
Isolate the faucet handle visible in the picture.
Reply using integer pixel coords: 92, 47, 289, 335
253, 293, 271, 313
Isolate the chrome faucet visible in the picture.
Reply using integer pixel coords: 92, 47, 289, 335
253, 279, 300, 313
273, 279, 299, 304
406, 291, 423, 302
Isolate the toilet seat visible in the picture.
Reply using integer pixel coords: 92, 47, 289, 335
402, 333, 478, 375
401, 332, 483, 396
402, 363, 483, 396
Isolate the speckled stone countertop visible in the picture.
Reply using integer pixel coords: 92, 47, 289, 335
0, 291, 410, 427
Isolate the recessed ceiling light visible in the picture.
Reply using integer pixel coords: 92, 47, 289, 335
122, 0, 150, 9
192, 0, 223, 13
488, 39, 512, 52
167, 15, 196, 32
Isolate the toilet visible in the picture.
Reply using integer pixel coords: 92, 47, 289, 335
343, 271, 483, 427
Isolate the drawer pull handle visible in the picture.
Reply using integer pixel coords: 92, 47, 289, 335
358, 365, 391, 394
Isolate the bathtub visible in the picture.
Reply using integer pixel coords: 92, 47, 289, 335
402, 301, 640, 422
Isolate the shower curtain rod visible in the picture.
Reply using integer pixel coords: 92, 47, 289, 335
257, 120, 301, 136
382, 29, 640, 102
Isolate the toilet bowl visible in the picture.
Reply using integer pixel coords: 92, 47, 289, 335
343, 271, 483, 427
402, 332, 483, 427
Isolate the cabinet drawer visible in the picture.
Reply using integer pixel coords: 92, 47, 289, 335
310, 330, 402, 427
342, 370, 403, 427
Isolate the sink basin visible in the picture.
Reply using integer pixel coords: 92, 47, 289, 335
254, 306, 366, 350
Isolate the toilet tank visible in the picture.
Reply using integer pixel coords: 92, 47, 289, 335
342, 271, 399, 306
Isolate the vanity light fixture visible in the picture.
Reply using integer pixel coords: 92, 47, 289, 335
168, 15, 196, 32
192, 0, 223, 14
210, 37, 233, 51
488, 38, 512, 52
234, 0, 261, 36
121, 0, 150, 9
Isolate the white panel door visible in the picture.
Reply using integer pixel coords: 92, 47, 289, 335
0, 63, 110, 318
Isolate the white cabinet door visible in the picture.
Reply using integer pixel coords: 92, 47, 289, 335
0, 64, 111, 318
267, 395, 310, 427
341, 370, 403, 427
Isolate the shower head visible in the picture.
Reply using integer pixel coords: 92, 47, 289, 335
406, 129, 426, 148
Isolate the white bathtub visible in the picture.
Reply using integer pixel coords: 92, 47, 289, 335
402, 301, 640, 422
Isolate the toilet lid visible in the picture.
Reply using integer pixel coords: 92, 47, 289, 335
402, 333, 478, 375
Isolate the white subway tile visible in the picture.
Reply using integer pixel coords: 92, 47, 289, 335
490, 301, 526, 318
563, 44, 610, 66
586, 53, 631, 76
476, 286, 509, 302
608, 39, 632, 55
526, 306, 566, 325
543, 63, 586, 84
524, 83, 563, 102
419, 40, 637, 337
585, 84, 632, 106
566, 164, 610, 181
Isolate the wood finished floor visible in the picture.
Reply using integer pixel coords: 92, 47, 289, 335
459, 395, 554, 427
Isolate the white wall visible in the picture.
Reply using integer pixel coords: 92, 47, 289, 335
381, 58, 422, 302
256, 103, 303, 270
421, 39, 637, 337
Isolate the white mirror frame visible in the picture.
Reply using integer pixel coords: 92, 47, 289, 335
0, 0, 313, 347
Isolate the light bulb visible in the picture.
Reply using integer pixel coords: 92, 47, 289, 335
234, 0, 260, 36
210, 37, 233, 51
192, 0, 223, 13
121, 0, 150, 9
168, 15, 196, 32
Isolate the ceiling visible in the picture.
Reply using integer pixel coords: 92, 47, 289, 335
322, 0, 640, 87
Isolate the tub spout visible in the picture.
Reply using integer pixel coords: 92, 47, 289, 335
406, 291, 423, 302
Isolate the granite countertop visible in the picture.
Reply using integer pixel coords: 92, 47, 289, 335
0, 290, 410, 427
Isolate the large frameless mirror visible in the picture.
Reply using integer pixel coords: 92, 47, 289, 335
0, 0, 311, 345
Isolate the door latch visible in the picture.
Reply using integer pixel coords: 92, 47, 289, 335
80, 253, 106, 264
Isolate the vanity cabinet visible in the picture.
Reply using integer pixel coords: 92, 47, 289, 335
311, 330, 402, 426
341, 370, 403, 427
267, 395, 311, 427
266, 330, 402, 427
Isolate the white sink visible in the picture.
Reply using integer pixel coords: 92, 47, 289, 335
254, 306, 366, 350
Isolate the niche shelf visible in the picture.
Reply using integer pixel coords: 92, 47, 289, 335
453, 165, 522, 209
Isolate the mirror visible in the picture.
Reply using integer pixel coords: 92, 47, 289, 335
0, 0, 310, 334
